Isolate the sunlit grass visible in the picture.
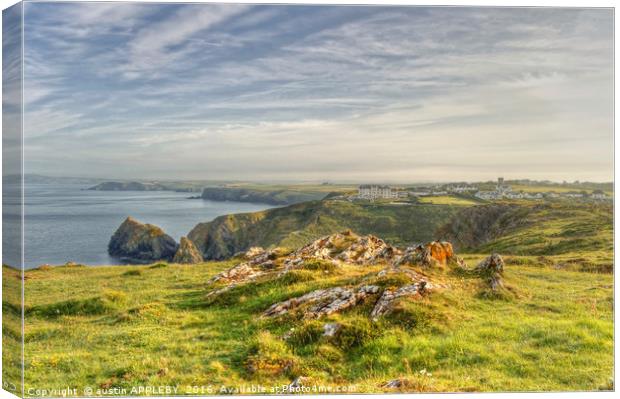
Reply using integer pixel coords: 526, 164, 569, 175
7, 251, 613, 395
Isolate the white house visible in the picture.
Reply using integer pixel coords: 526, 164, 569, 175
358, 185, 395, 200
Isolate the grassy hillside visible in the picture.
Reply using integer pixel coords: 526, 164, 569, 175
438, 202, 613, 260
188, 200, 463, 259
14, 251, 613, 394
187, 199, 612, 264
2, 266, 22, 396
200, 188, 328, 206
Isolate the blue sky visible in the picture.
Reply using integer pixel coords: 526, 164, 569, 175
20, 2, 613, 182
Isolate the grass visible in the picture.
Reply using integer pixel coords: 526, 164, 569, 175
7, 250, 613, 395
417, 196, 479, 206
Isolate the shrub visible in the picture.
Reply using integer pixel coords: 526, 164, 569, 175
333, 317, 379, 350
103, 289, 128, 304
287, 320, 325, 347
370, 273, 412, 289
302, 259, 337, 273
114, 303, 167, 324
245, 331, 297, 377
64, 262, 85, 268
315, 344, 343, 363
30, 297, 115, 318
122, 269, 142, 277
385, 301, 434, 330
278, 270, 316, 285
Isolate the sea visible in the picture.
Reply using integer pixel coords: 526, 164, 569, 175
2, 183, 273, 269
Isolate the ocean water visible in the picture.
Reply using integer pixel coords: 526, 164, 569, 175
2, 183, 273, 268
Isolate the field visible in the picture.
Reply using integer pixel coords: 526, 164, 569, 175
2, 196, 614, 396
416, 196, 480, 206
4, 248, 612, 395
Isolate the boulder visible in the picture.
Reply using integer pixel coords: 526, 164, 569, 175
244, 247, 266, 259
172, 237, 203, 264
476, 253, 505, 291
322, 323, 342, 337
394, 241, 454, 267
263, 285, 381, 319
108, 217, 178, 263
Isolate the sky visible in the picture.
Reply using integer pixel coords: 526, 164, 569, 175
17, 2, 614, 182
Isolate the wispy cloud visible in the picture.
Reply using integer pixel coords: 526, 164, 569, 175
21, 4, 613, 182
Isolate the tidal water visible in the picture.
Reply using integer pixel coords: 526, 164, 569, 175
2, 183, 273, 268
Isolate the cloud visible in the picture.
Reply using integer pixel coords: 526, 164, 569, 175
121, 3, 250, 78
21, 4, 613, 182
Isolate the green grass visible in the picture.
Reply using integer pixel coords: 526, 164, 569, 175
13, 251, 613, 394
417, 196, 479, 206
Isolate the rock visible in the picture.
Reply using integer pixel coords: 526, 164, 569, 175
394, 241, 454, 268
206, 231, 453, 319
108, 217, 178, 263
370, 282, 429, 320
172, 237, 203, 264
263, 285, 381, 319
210, 263, 264, 284
430, 241, 453, 263
383, 379, 406, 388
281, 231, 399, 274
476, 253, 505, 291
476, 253, 504, 273
322, 323, 342, 337
244, 247, 265, 259
288, 376, 310, 389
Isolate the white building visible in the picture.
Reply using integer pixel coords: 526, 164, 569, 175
475, 191, 502, 200
591, 191, 608, 200
358, 185, 395, 200
447, 185, 478, 193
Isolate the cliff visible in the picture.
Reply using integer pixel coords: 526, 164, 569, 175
187, 200, 461, 260
88, 181, 203, 192
200, 187, 327, 205
89, 182, 168, 191
172, 237, 204, 264
108, 217, 178, 262
437, 202, 613, 255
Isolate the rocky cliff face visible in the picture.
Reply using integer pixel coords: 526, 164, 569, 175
89, 181, 168, 191
437, 204, 533, 250
173, 237, 203, 264
187, 200, 460, 260
108, 217, 178, 263
201, 187, 326, 206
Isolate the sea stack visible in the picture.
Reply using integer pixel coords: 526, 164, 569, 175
173, 237, 204, 264
108, 217, 178, 263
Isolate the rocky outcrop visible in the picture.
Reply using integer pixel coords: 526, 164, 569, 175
89, 181, 168, 191
280, 230, 399, 274
476, 253, 505, 291
172, 237, 203, 264
370, 282, 428, 321
264, 285, 381, 318
206, 231, 456, 320
108, 217, 178, 263
395, 241, 454, 268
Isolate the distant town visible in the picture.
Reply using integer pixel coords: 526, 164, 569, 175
352, 177, 610, 202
